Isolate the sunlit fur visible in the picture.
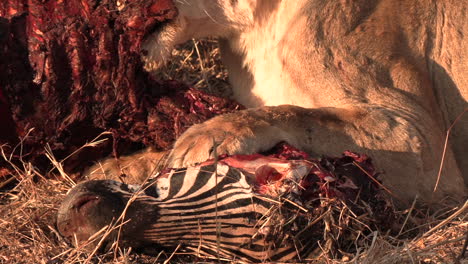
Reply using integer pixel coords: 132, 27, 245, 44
134, 0, 468, 205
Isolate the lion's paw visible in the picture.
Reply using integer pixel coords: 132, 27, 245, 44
168, 113, 288, 168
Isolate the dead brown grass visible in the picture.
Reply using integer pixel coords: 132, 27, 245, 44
0, 39, 467, 264
153, 38, 231, 98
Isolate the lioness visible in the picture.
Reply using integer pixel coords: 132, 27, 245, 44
98, 0, 468, 205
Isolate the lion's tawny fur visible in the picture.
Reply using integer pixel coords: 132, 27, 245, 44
95, 0, 467, 206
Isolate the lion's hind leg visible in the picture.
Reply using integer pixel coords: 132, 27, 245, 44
84, 148, 170, 184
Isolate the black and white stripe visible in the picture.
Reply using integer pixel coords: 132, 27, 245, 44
59, 162, 321, 262
128, 163, 314, 262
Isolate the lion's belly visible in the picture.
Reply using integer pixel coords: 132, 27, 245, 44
250, 83, 313, 107
231, 56, 320, 108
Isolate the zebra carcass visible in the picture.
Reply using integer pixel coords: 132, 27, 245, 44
57, 148, 393, 262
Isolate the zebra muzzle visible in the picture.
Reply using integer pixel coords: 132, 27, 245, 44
56, 180, 138, 251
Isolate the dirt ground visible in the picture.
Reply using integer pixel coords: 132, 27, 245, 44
0, 39, 467, 264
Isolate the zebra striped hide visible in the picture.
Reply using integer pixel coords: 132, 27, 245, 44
57, 152, 392, 262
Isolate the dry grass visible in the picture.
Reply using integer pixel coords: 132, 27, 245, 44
0, 39, 467, 264
153, 38, 232, 98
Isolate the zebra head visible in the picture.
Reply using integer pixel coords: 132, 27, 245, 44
57, 153, 386, 262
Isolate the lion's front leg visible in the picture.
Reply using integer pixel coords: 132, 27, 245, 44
168, 105, 360, 168
169, 105, 466, 206
169, 107, 296, 168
